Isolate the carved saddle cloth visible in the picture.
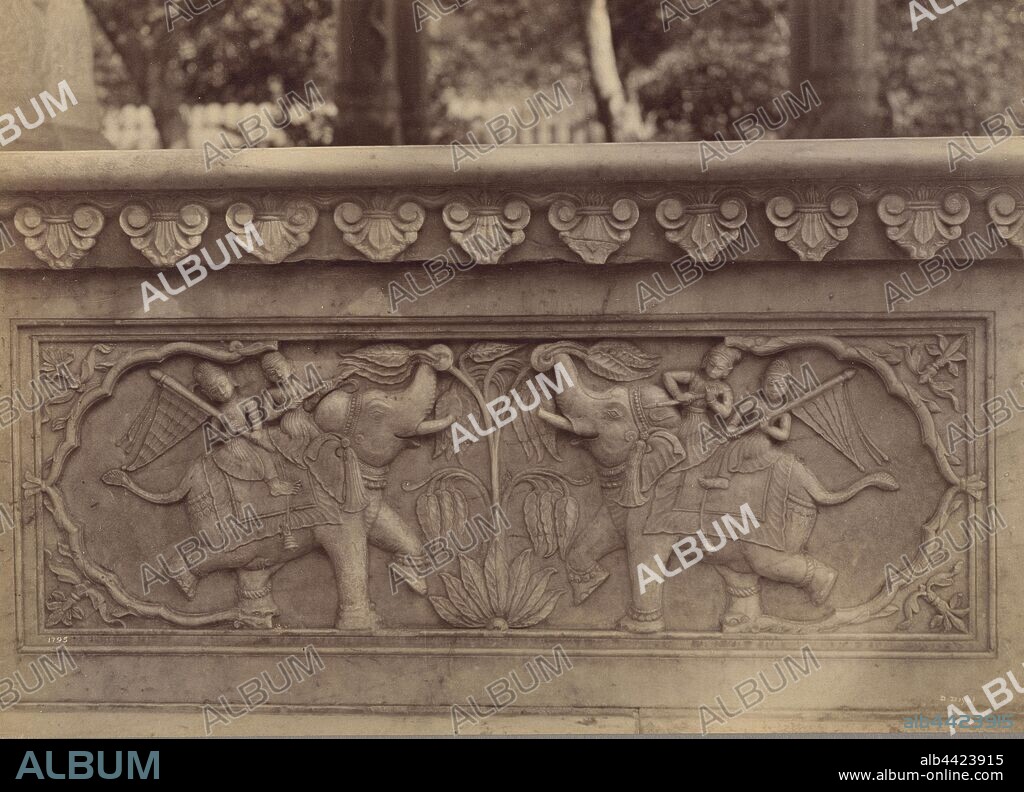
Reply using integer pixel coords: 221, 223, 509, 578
643, 454, 798, 552
188, 453, 333, 552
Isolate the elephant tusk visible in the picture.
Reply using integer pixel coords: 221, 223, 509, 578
537, 408, 583, 435
400, 414, 457, 437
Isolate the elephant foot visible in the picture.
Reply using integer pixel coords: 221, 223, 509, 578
568, 563, 609, 605
803, 558, 838, 606
722, 614, 754, 632
336, 604, 381, 632
721, 581, 763, 631
616, 607, 664, 634
237, 576, 279, 625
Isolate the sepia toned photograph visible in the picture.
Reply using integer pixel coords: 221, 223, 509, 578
0, 0, 1022, 775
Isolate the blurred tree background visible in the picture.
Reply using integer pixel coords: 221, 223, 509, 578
85, 0, 1024, 147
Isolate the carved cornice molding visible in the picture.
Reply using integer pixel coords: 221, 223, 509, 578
13, 202, 105, 269
548, 195, 638, 264
225, 197, 318, 264
0, 143, 1022, 268
333, 197, 425, 261
655, 193, 749, 263
442, 196, 531, 265
877, 188, 970, 259
765, 189, 859, 261
988, 190, 1024, 256
119, 201, 210, 267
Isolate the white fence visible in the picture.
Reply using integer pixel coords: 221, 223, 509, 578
102, 94, 604, 149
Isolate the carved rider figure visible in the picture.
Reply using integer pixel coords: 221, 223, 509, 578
661, 343, 742, 486
195, 361, 302, 498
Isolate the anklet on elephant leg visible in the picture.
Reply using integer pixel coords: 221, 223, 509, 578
799, 556, 818, 588
726, 583, 761, 599
627, 605, 663, 622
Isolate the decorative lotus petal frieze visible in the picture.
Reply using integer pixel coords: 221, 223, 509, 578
877, 189, 970, 259
442, 197, 531, 264
13, 202, 105, 269
988, 191, 1024, 256
333, 198, 425, 261
547, 196, 639, 264
225, 198, 318, 264
765, 190, 859, 261
655, 194, 749, 263
119, 202, 210, 267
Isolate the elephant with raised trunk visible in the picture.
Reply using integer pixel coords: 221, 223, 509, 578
103, 344, 456, 630
530, 342, 898, 634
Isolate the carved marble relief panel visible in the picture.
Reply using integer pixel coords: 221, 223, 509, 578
13, 317, 992, 656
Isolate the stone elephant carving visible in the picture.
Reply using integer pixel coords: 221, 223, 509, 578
103, 344, 456, 630
530, 344, 898, 634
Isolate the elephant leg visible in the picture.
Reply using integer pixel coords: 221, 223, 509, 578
313, 515, 379, 631
366, 500, 429, 596
713, 566, 763, 632
236, 566, 279, 627
618, 506, 667, 634
565, 503, 621, 605
739, 543, 838, 607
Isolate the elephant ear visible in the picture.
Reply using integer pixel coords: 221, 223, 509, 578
583, 341, 660, 382
640, 430, 687, 491
617, 430, 687, 509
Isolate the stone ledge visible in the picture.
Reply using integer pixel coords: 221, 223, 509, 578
0, 139, 1022, 269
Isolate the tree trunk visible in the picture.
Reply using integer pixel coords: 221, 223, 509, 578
583, 0, 643, 142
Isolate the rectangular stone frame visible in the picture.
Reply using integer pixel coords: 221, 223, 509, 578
0, 139, 1022, 735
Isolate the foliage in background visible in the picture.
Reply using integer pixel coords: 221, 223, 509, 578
86, 0, 334, 147
88, 0, 1024, 144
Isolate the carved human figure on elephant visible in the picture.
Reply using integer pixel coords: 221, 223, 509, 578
103, 344, 456, 631
531, 343, 899, 634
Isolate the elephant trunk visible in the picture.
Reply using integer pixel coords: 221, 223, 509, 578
545, 353, 598, 438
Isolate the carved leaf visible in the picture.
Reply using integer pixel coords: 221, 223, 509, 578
439, 572, 489, 624
483, 541, 510, 615
507, 550, 533, 612
459, 556, 492, 613
510, 567, 559, 623
583, 341, 658, 382
515, 590, 563, 628
430, 595, 481, 628
466, 342, 521, 363
416, 493, 443, 540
